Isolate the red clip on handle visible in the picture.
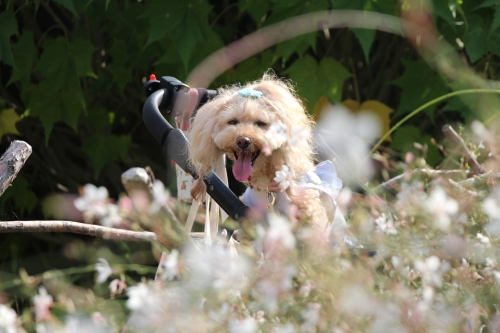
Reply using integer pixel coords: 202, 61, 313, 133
150, 74, 156, 81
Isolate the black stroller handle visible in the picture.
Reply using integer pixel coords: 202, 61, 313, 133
141, 81, 249, 226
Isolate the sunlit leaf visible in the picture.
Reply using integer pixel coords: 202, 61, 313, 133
0, 108, 21, 138
342, 99, 393, 141
0, 9, 18, 66
285, 55, 351, 112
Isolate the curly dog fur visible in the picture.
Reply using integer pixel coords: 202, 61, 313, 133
188, 74, 329, 229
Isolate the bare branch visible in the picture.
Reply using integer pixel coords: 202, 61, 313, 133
0, 221, 157, 242
442, 124, 485, 175
374, 169, 469, 193
0, 141, 32, 197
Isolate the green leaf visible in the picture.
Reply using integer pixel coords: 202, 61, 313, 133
0, 108, 21, 138
351, 28, 376, 63
238, 0, 270, 24
490, 6, 500, 34
54, 0, 80, 17
266, 0, 329, 25
392, 59, 450, 117
433, 0, 455, 28
441, 96, 473, 122
227, 51, 277, 85
81, 134, 131, 177
71, 39, 97, 78
474, 0, 499, 10
0, 9, 18, 66
24, 82, 84, 141
0, 177, 37, 215
144, 0, 213, 70
35, 38, 96, 92
7, 31, 36, 87
389, 125, 441, 167
280, 33, 317, 65
285, 55, 351, 112
331, 0, 365, 10
462, 16, 488, 63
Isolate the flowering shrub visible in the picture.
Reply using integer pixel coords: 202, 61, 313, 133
3, 117, 500, 333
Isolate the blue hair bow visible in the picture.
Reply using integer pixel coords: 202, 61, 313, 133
238, 88, 263, 98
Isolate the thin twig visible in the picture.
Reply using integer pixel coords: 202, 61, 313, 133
0, 141, 32, 197
374, 169, 469, 193
0, 221, 157, 242
442, 124, 485, 175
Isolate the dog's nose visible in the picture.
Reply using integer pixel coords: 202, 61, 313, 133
237, 136, 251, 150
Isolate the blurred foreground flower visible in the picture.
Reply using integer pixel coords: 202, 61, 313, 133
0, 304, 17, 333
483, 187, 500, 235
274, 165, 295, 190
315, 104, 381, 185
32, 286, 53, 323
425, 187, 458, 231
95, 258, 112, 284
74, 184, 123, 226
150, 179, 171, 214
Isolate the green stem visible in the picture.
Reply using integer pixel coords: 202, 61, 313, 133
0, 264, 157, 290
369, 89, 500, 156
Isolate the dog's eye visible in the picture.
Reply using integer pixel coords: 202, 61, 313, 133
255, 121, 267, 128
228, 119, 239, 125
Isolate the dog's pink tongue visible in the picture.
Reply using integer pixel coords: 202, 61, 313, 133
233, 151, 253, 181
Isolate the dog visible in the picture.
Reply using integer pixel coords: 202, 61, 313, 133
188, 74, 342, 231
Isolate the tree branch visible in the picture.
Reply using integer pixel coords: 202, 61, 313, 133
0, 221, 157, 242
442, 124, 485, 175
0, 141, 32, 197
374, 169, 469, 193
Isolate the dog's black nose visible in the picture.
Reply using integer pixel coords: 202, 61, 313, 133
237, 136, 251, 150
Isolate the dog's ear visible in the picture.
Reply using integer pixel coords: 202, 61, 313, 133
188, 96, 226, 181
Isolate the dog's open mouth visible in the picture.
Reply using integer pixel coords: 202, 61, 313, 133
232, 150, 260, 182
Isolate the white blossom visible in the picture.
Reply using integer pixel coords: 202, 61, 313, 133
289, 127, 308, 146
126, 283, 154, 311
426, 187, 458, 231
414, 256, 445, 287
32, 286, 53, 322
274, 165, 295, 190
374, 213, 397, 234
99, 204, 122, 228
150, 180, 171, 214
300, 303, 320, 332
95, 258, 112, 284
483, 187, 500, 235
228, 317, 257, 333
315, 105, 381, 184
158, 249, 179, 281
0, 304, 17, 333
265, 122, 288, 151
74, 184, 109, 222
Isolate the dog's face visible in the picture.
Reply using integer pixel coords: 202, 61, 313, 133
211, 101, 277, 182
188, 77, 315, 200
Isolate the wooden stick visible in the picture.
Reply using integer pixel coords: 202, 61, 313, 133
0, 141, 32, 197
442, 124, 485, 175
0, 220, 157, 242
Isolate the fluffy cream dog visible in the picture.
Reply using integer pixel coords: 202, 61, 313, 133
188, 74, 332, 230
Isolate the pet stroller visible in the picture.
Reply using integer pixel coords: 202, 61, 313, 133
141, 75, 361, 248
